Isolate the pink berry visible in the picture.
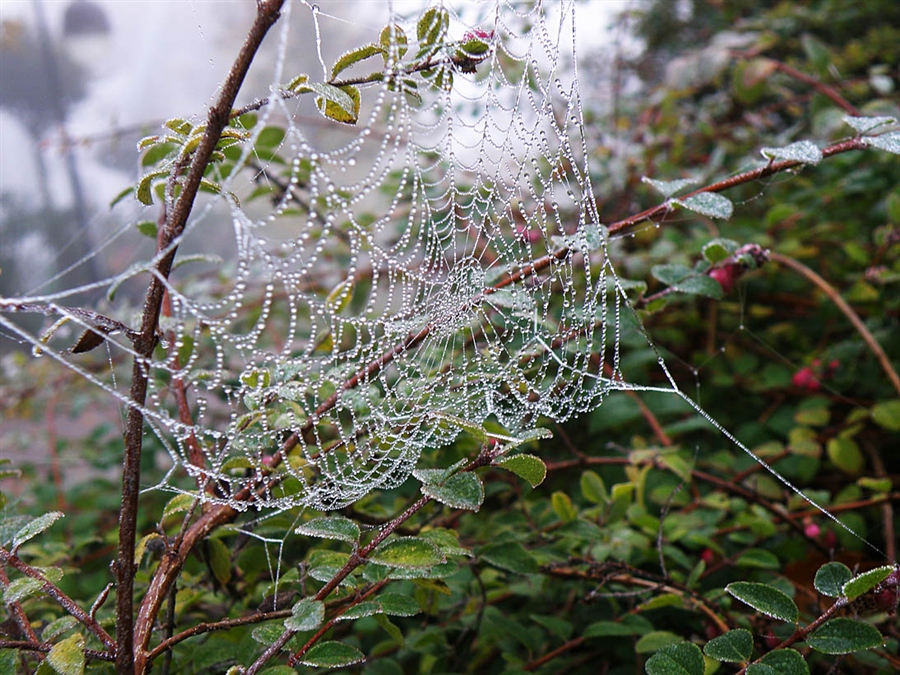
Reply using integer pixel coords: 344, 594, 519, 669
804, 522, 821, 538
709, 266, 736, 294
791, 367, 820, 392
700, 548, 715, 564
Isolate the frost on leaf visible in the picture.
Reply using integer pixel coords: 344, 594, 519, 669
760, 140, 823, 165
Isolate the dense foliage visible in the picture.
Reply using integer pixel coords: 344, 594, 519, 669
1, 1, 898, 673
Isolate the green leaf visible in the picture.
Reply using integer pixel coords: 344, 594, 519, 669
479, 541, 539, 574
332, 43, 384, 79
871, 399, 900, 430
162, 493, 197, 519
380, 24, 408, 60
652, 264, 693, 286
843, 565, 894, 600
318, 84, 361, 125
735, 549, 780, 569
826, 437, 864, 475
703, 629, 753, 662
4, 577, 44, 604
726, 582, 799, 622
641, 176, 698, 198
338, 600, 383, 620
13, 511, 64, 551
136, 220, 157, 238
843, 115, 896, 133
207, 537, 232, 586
745, 665, 777, 675
493, 453, 546, 487
375, 614, 404, 644
325, 279, 355, 315
416, 7, 449, 45
284, 598, 325, 632
644, 641, 704, 675
551, 491, 578, 523
760, 140, 822, 165
42, 616, 79, 641
807, 618, 883, 654
757, 649, 809, 675
814, 562, 853, 597
635, 631, 683, 654
300, 82, 356, 119
865, 131, 900, 154
674, 192, 734, 220
580, 470, 609, 504
377, 593, 421, 617
295, 516, 360, 543
421, 472, 484, 510
702, 238, 739, 264
370, 537, 445, 568
583, 620, 645, 637
135, 169, 169, 205
297, 641, 365, 668
45, 633, 85, 675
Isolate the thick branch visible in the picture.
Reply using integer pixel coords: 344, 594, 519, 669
120, 2, 287, 673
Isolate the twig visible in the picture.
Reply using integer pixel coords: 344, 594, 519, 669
732, 52, 861, 116
0, 547, 116, 651
768, 251, 900, 396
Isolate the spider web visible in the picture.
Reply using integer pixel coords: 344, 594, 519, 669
0, 1, 846, 527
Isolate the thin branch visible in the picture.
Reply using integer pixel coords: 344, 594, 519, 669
0, 547, 116, 650
768, 251, 900, 396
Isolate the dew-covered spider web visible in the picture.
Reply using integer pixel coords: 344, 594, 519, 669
0, 0, 876, 543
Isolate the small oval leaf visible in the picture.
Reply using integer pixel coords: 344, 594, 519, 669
843, 565, 894, 600
295, 516, 360, 543
757, 649, 809, 675
760, 140, 823, 165
284, 598, 325, 632
420, 472, 484, 510
807, 618, 883, 654
46, 633, 85, 675
494, 454, 546, 488
370, 537, 445, 569
703, 629, 753, 662
13, 511, 64, 551
726, 582, 799, 622
814, 562, 853, 597
674, 192, 734, 220
645, 640, 705, 675
297, 641, 365, 668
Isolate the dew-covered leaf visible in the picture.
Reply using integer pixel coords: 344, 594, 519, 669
702, 238, 740, 264
641, 176, 698, 198
370, 537, 445, 568
757, 649, 809, 675
295, 516, 360, 543
703, 629, 753, 662
494, 453, 546, 487
761, 140, 823, 165
814, 562, 853, 597
420, 472, 484, 510
673, 192, 734, 220
807, 618, 883, 654
297, 641, 365, 667
13, 511, 64, 551
644, 640, 705, 675
284, 598, 325, 632
862, 131, 900, 155
377, 593, 421, 617
726, 582, 799, 622
162, 493, 197, 519
337, 600, 382, 620
843, 565, 894, 600
843, 115, 896, 134
45, 633, 85, 675
4, 576, 44, 604
331, 43, 384, 79
43, 616, 79, 641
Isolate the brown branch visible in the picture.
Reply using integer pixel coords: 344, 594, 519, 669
120, 3, 288, 673
733, 52, 861, 116
0, 547, 116, 651
0, 640, 114, 663
768, 251, 900, 396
